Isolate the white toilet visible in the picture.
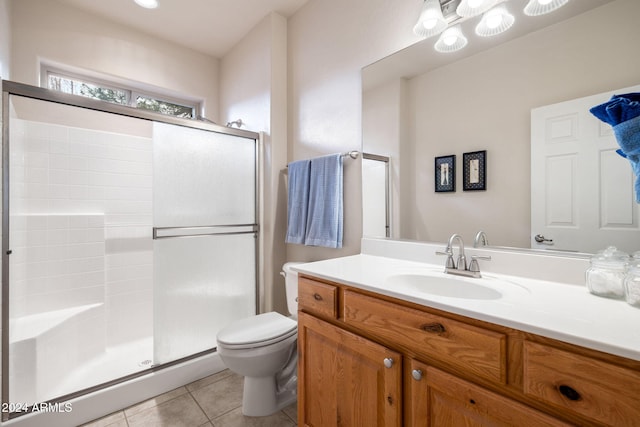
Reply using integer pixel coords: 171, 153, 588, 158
216, 262, 301, 417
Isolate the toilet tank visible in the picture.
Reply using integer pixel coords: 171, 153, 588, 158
282, 262, 303, 316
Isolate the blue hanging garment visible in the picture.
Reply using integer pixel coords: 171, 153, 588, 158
590, 93, 640, 202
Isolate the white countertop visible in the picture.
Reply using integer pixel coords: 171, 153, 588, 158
294, 253, 640, 362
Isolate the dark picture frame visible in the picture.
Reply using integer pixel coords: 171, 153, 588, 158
463, 150, 487, 191
435, 155, 456, 192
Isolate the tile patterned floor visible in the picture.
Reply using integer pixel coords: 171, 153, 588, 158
80, 370, 297, 427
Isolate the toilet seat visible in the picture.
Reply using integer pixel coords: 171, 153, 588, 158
217, 312, 297, 350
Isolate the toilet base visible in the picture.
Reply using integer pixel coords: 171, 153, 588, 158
242, 375, 297, 417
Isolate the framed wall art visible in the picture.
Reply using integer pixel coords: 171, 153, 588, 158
435, 155, 455, 192
463, 150, 486, 191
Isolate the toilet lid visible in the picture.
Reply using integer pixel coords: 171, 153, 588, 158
217, 312, 297, 349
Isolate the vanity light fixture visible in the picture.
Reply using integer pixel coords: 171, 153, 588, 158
414, 0, 571, 53
524, 0, 570, 16
456, 0, 499, 18
475, 5, 514, 37
435, 25, 468, 53
413, 0, 448, 38
134, 0, 159, 9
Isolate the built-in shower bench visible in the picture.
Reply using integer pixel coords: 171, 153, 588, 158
10, 303, 105, 403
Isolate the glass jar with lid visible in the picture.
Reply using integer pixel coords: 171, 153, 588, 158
586, 246, 629, 298
624, 259, 640, 307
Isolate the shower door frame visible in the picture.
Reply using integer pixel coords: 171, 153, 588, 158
0, 79, 262, 421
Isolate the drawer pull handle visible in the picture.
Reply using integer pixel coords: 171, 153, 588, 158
411, 369, 423, 381
383, 358, 394, 368
421, 322, 446, 334
313, 293, 323, 301
558, 385, 582, 401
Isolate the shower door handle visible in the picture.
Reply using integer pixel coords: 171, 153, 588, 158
153, 224, 258, 239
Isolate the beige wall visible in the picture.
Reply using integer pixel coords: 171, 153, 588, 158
9, 0, 219, 120
286, 0, 419, 262
220, 13, 289, 314
0, 0, 9, 79
362, 79, 411, 240
404, 0, 640, 248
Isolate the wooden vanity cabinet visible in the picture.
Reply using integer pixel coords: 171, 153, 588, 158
342, 289, 507, 384
297, 311, 402, 426
298, 276, 338, 319
297, 274, 640, 427
406, 359, 570, 427
523, 341, 640, 427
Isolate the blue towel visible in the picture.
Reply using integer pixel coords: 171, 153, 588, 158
304, 154, 343, 248
285, 159, 311, 244
590, 93, 640, 126
590, 93, 640, 202
613, 115, 640, 202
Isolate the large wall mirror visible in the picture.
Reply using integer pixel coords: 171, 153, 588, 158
362, 0, 640, 254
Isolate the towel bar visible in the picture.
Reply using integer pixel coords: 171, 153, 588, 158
286, 151, 359, 167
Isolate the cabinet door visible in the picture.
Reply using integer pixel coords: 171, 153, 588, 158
298, 311, 402, 427
406, 360, 570, 427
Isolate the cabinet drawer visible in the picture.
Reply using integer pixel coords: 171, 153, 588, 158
523, 341, 640, 427
415, 364, 570, 427
298, 277, 338, 319
343, 290, 506, 384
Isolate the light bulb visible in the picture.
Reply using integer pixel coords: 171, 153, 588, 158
134, 0, 158, 8
524, 0, 569, 16
485, 11, 503, 28
414, 0, 447, 38
435, 25, 467, 53
444, 35, 458, 46
423, 18, 438, 29
475, 5, 514, 37
457, 0, 498, 18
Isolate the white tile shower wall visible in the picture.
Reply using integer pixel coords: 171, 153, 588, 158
10, 119, 153, 346
9, 213, 106, 316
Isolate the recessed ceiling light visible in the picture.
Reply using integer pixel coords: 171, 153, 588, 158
134, 0, 158, 9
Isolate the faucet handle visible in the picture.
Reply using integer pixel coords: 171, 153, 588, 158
469, 255, 491, 273
436, 250, 456, 269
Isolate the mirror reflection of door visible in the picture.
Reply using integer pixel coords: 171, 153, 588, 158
362, 154, 390, 238
531, 84, 640, 254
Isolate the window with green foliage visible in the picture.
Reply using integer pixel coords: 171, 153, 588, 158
45, 69, 198, 119
47, 74, 129, 105
135, 95, 195, 118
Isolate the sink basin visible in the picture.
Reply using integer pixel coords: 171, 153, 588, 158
384, 271, 528, 300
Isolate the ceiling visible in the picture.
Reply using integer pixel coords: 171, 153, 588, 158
56, 0, 309, 58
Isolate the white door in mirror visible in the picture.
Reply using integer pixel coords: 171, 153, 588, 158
531, 84, 640, 254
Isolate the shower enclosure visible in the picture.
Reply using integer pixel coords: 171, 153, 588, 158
1, 80, 260, 422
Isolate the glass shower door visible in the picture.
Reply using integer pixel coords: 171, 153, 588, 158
5, 94, 156, 406
2, 81, 261, 421
152, 122, 257, 364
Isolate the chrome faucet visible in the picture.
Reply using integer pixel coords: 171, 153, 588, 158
437, 233, 491, 278
448, 233, 467, 271
474, 230, 489, 248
